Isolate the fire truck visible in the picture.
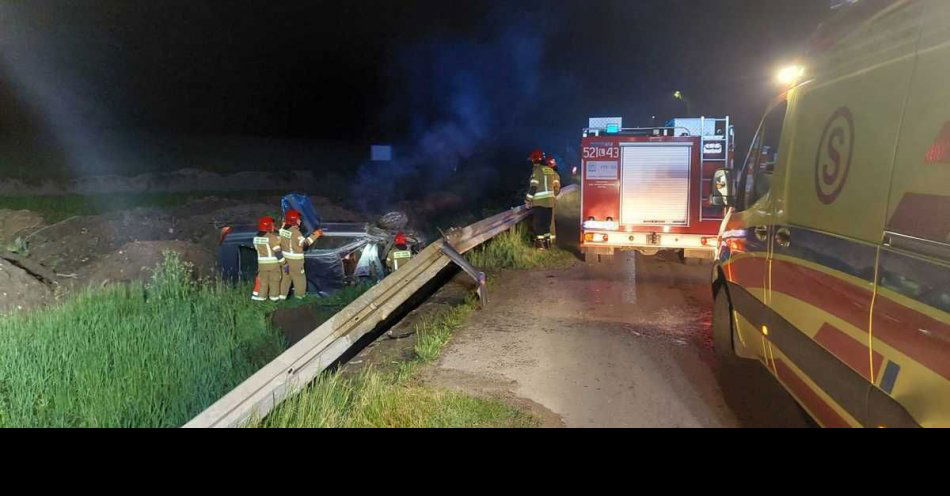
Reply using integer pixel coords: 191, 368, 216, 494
579, 116, 735, 263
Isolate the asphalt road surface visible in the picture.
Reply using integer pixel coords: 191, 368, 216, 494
427, 251, 813, 427
426, 190, 812, 427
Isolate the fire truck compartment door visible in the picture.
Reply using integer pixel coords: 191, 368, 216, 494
620, 143, 692, 226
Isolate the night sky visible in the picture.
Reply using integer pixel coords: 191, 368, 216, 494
0, 0, 831, 192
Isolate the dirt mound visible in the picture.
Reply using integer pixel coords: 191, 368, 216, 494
26, 210, 172, 275
14, 192, 365, 298
310, 196, 362, 222
0, 258, 51, 314
0, 209, 45, 246
78, 240, 215, 287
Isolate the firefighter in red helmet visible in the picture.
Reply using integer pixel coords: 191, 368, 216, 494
528, 148, 545, 165
252, 216, 285, 301
525, 151, 561, 249
385, 231, 413, 272
278, 209, 323, 300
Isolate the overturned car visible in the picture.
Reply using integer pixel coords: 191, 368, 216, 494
218, 194, 420, 296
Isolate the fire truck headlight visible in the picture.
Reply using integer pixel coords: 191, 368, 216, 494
776, 64, 805, 86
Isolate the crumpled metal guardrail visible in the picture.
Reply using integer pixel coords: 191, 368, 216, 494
184, 185, 576, 428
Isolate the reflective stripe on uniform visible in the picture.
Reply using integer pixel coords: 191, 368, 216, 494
533, 191, 554, 199
251, 296, 265, 301
284, 253, 305, 260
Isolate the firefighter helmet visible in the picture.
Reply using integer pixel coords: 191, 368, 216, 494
528, 149, 545, 163
284, 209, 302, 225
545, 155, 558, 169
394, 232, 408, 246
257, 216, 276, 232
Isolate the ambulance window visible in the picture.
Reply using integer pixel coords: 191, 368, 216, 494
738, 100, 788, 210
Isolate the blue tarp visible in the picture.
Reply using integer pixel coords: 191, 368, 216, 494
281, 193, 321, 233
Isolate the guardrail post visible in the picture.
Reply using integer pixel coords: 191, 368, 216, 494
439, 240, 488, 307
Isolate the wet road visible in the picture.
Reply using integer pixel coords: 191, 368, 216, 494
428, 251, 811, 427
426, 189, 811, 427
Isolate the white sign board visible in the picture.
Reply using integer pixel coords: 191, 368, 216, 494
586, 160, 619, 180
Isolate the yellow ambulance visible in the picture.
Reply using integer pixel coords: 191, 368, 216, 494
711, 0, 950, 427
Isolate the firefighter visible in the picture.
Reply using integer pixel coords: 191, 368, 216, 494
525, 151, 560, 249
252, 216, 284, 302
385, 232, 413, 272
278, 209, 323, 300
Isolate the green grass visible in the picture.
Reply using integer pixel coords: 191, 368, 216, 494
0, 251, 380, 427
0, 191, 288, 224
466, 222, 576, 270
0, 252, 289, 427
255, 296, 538, 428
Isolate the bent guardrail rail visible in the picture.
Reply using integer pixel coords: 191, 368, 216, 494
184, 185, 576, 428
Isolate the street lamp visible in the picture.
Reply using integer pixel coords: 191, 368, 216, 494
673, 90, 692, 116
776, 64, 806, 87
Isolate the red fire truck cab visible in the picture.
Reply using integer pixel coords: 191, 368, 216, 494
579, 117, 734, 263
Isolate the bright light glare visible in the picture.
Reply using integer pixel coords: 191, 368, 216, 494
776, 65, 805, 86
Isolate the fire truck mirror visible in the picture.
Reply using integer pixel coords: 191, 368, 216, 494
711, 169, 733, 206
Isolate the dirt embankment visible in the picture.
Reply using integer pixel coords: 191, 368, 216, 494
0, 193, 362, 315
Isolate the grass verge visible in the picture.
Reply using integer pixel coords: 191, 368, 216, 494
0, 252, 372, 427
255, 296, 538, 428
466, 222, 576, 270
0, 251, 286, 427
